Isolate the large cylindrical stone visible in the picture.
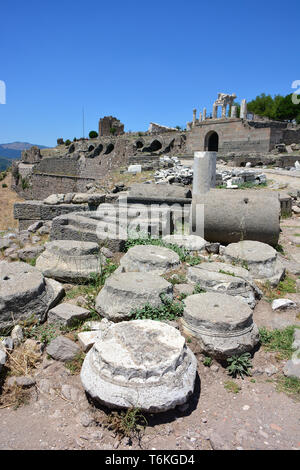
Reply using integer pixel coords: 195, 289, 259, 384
0, 261, 63, 332
95, 272, 173, 321
119, 245, 181, 274
181, 292, 259, 359
36, 240, 104, 283
190, 189, 280, 246
224, 240, 279, 279
80, 320, 197, 412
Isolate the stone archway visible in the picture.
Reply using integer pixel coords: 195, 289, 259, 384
205, 131, 219, 152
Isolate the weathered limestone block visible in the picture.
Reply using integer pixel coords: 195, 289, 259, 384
283, 351, 300, 379
36, 240, 105, 282
181, 293, 259, 359
46, 335, 80, 362
95, 272, 173, 321
128, 183, 191, 199
162, 234, 208, 252
17, 244, 44, 261
0, 261, 64, 333
78, 331, 105, 352
187, 262, 262, 308
80, 320, 197, 412
224, 240, 285, 285
48, 303, 90, 326
119, 245, 180, 274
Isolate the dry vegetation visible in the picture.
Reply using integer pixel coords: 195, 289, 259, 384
0, 173, 24, 231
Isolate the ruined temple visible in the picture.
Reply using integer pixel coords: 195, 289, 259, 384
11, 93, 300, 200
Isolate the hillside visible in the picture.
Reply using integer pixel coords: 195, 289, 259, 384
0, 141, 48, 158
0, 156, 13, 171
0, 173, 24, 230
0, 142, 49, 170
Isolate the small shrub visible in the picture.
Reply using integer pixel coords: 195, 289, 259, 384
226, 352, 253, 379
2, 183, 7, 188
125, 235, 188, 262
224, 380, 241, 394
130, 294, 184, 322
65, 139, 71, 146
203, 356, 212, 367
103, 408, 147, 441
193, 284, 206, 294
89, 130, 98, 139
21, 178, 30, 190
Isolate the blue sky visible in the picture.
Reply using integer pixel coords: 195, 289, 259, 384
0, 0, 299, 147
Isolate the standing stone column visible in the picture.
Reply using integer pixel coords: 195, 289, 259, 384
231, 105, 237, 118
212, 104, 218, 119
190, 151, 217, 237
193, 109, 197, 127
192, 151, 217, 196
199, 112, 202, 122
221, 104, 227, 118
203, 108, 207, 121
240, 99, 247, 119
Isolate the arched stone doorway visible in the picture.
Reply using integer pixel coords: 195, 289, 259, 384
205, 131, 219, 152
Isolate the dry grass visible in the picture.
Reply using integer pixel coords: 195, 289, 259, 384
5, 344, 42, 377
104, 169, 155, 192
0, 173, 24, 230
0, 383, 31, 409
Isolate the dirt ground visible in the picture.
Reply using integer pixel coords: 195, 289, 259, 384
0, 173, 24, 231
0, 171, 299, 451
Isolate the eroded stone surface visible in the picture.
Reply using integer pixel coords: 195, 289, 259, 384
81, 320, 197, 412
46, 336, 80, 362
187, 262, 262, 309
48, 303, 90, 326
36, 240, 105, 282
224, 240, 284, 284
119, 245, 180, 274
0, 261, 64, 332
162, 234, 208, 252
96, 272, 173, 321
182, 292, 259, 359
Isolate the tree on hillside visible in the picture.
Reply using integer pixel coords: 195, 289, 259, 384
247, 93, 300, 123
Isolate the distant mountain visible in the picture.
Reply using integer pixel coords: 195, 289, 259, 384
0, 142, 48, 159
0, 156, 12, 171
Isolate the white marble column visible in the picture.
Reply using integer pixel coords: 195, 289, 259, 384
240, 99, 247, 119
193, 109, 197, 127
221, 104, 227, 118
231, 105, 237, 118
192, 151, 216, 196
203, 108, 207, 121
212, 104, 218, 119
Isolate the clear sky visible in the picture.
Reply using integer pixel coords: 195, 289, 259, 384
0, 0, 299, 147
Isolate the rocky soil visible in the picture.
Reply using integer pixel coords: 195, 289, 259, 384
0, 168, 299, 451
